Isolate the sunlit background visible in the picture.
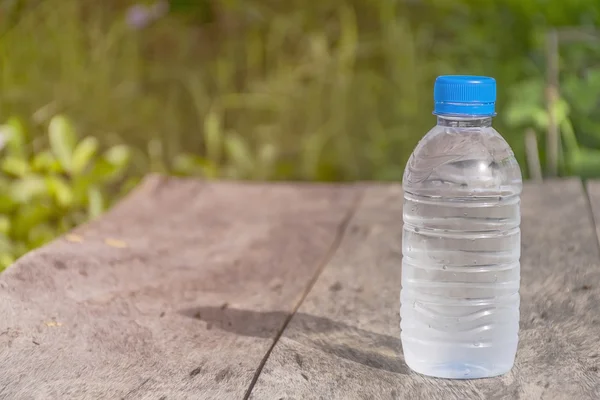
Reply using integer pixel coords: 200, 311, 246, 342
0, 0, 598, 269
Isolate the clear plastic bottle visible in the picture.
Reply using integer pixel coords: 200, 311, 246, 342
401, 76, 522, 379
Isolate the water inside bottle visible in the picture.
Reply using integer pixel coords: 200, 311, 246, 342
401, 125, 522, 379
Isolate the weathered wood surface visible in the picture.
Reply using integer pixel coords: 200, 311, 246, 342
0, 176, 359, 399
251, 179, 600, 400
0, 177, 599, 400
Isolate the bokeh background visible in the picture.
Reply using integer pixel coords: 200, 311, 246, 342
0, 0, 599, 268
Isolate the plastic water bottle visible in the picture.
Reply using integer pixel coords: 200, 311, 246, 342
400, 75, 522, 379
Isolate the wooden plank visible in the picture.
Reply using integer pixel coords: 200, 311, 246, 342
0, 176, 360, 400
250, 179, 600, 400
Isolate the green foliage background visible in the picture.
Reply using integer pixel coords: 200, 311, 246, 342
1, 0, 600, 268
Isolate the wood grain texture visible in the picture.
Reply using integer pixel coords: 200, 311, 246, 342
0, 176, 360, 400
250, 179, 600, 400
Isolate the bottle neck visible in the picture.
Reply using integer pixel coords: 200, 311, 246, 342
436, 115, 492, 128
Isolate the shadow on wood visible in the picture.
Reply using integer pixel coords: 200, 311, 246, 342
180, 306, 408, 375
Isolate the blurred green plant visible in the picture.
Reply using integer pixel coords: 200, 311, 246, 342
0, 0, 436, 183
503, 32, 600, 179
3, 0, 600, 183
0, 115, 130, 270
2, 0, 600, 270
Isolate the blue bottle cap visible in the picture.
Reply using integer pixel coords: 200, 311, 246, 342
433, 75, 496, 116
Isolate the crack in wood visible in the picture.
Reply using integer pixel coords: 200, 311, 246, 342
243, 187, 364, 400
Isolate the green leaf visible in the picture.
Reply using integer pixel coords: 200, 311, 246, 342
87, 186, 104, 219
0, 253, 15, 271
560, 119, 579, 154
172, 153, 219, 178
0, 117, 27, 158
552, 98, 570, 125
88, 159, 119, 184
0, 215, 10, 235
12, 203, 54, 240
0, 234, 13, 254
104, 145, 130, 168
46, 176, 74, 207
224, 133, 254, 174
10, 175, 48, 203
504, 78, 546, 129
48, 115, 77, 173
32, 150, 62, 173
71, 136, 99, 175
505, 103, 547, 129
1, 156, 29, 176
567, 147, 600, 178
70, 175, 91, 205
0, 177, 9, 190
532, 108, 549, 130
563, 76, 598, 115
0, 194, 16, 213
173, 153, 199, 175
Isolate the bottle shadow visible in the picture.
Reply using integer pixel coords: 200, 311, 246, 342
179, 306, 408, 375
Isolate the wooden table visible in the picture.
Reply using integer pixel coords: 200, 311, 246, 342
0, 176, 598, 400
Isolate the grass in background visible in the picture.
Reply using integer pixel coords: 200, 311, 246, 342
2, 0, 600, 269
0, 0, 435, 269
0, 0, 436, 183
